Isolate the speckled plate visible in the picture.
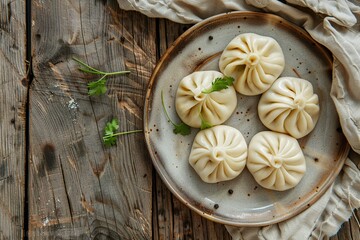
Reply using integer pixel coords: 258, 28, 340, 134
144, 11, 349, 226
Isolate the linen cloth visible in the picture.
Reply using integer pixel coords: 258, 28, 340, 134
117, 0, 360, 239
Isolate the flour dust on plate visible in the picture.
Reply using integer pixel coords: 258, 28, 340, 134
144, 11, 349, 226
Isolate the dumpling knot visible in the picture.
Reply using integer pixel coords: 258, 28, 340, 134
192, 87, 206, 101
293, 96, 306, 110
210, 147, 226, 163
269, 155, 283, 169
245, 53, 260, 67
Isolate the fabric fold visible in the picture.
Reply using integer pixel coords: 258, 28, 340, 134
117, 0, 257, 23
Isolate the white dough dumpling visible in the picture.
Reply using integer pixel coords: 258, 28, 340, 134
189, 125, 247, 183
219, 33, 285, 96
258, 77, 320, 139
175, 71, 237, 128
247, 131, 306, 191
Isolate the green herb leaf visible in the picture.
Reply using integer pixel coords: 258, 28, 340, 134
73, 57, 105, 75
202, 76, 234, 94
88, 78, 107, 96
200, 114, 212, 130
161, 91, 191, 136
173, 122, 192, 135
103, 119, 119, 147
103, 134, 118, 147
105, 119, 120, 134
73, 57, 130, 96
102, 119, 142, 147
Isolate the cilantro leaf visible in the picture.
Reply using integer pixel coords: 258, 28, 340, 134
173, 122, 192, 135
103, 134, 117, 147
105, 119, 120, 133
161, 91, 191, 136
73, 57, 130, 96
102, 119, 142, 147
88, 78, 107, 96
202, 76, 234, 94
103, 119, 120, 147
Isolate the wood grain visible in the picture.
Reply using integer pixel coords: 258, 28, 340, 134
333, 197, 360, 240
332, 152, 360, 240
152, 18, 232, 240
29, 0, 156, 238
0, 0, 27, 239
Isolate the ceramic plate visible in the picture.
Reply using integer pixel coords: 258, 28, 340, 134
144, 12, 349, 226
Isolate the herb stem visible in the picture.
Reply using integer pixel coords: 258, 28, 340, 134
201, 89, 212, 94
73, 57, 131, 96
73, 57, 101, 73
199, 106, 212, 130
103, 129, 143, 143
104, 71, 131, 76
161, 90, 175, 126
108, 129, 143, 138
96, 74, 107, 82
74, 57, 130, 76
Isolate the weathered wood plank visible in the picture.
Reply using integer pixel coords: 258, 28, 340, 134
0, 0, 27, 239
336, 221, 353, 240
332, 202, 360, 240
348, 210, 360, 240
153, 173, 174, 240
29, 0, 156, 238
152, 18, 232, 240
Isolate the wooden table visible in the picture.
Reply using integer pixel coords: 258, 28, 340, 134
0, 0, 359, 239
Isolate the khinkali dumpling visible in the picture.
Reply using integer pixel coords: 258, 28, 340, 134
219, 33, 285, 96
258, 77, 320, 139
175, 71, 237, 128
189, 125, 247, 183
247, 131, 306, 191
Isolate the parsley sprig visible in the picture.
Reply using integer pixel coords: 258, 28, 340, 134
73, 57, 130, 96
202, 76, 234, 94
103, 119, 142, 147
161, 91, 191, 136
